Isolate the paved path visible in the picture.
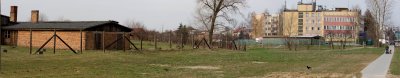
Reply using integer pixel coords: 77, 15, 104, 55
361, 45, 395, 78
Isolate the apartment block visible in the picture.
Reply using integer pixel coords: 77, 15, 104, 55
282, 1, 360, 43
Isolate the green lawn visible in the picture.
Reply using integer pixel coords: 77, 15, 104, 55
390, 47, 400, 76
0, 46, 382, 78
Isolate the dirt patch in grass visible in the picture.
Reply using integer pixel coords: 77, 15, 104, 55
150, 64, 220, 70
149, 64, 170, 67
242, 72, 358, 78
252, 61, 268, 64
177, 66, 220, 70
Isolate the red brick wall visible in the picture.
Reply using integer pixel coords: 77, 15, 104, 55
17, 30, 130, 50
17, 31, 86, 50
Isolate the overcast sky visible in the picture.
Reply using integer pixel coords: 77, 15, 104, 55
0, 0, 398, 31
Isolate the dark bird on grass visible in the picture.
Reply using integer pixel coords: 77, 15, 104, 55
3, 49, 7, 53
163, 68, 169, 71
307, 66, 312, 70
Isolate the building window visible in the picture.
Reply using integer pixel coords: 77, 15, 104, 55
335, 18, 338, 22
311, 13, 315, 17
299, 13, 304, 18
318, 27, 320, 30
311, 27, 314, 30
306, 13, 309, 17
4, 31, 11, 38
333, 26, 336, 30
341, 26, 344, 30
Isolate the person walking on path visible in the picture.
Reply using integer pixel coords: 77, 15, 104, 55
385, 46, 389, 54
361, 45, 395, 78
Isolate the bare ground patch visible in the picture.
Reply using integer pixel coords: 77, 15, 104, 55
149, 64, 170, 67
252, 61, 268, 64
149, 64, 220, 70
177, 66, 220, 70
242, 72, 358, 78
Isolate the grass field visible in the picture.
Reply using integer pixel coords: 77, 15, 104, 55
0, 45, 383, 78
390, 47, 400, 76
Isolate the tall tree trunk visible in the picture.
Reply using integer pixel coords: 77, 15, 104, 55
208, 13, 218, 47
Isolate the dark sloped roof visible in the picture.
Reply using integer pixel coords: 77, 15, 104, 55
3, 21, 128, 31
1, 15, 9, 17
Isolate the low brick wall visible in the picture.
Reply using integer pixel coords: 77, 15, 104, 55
17, 30, 130, 50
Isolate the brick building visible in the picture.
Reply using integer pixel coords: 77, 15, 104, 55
1, 6, 132, 50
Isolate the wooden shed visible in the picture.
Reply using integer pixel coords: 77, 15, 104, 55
2, 21, 132, 50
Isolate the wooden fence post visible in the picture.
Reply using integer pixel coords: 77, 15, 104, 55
80, 30, 83, 54
192, 34, 194, 49
123, 32, 126, 52
154, 34, 157, 50
30, 28, 32, 54
140, 37, 143, 50
225, 35, 228, 49
103, 31, 105, 53
181, 33, 184, 49
53, 29, 56, 54
169, 32, 172, 49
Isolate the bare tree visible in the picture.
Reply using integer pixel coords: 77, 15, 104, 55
195, 0, 247, 45
125, 20, 148, 41
282, 12, 296, 51
364, 10, 379, 47
125, 20, 145, 28
366, 0, 395, 47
